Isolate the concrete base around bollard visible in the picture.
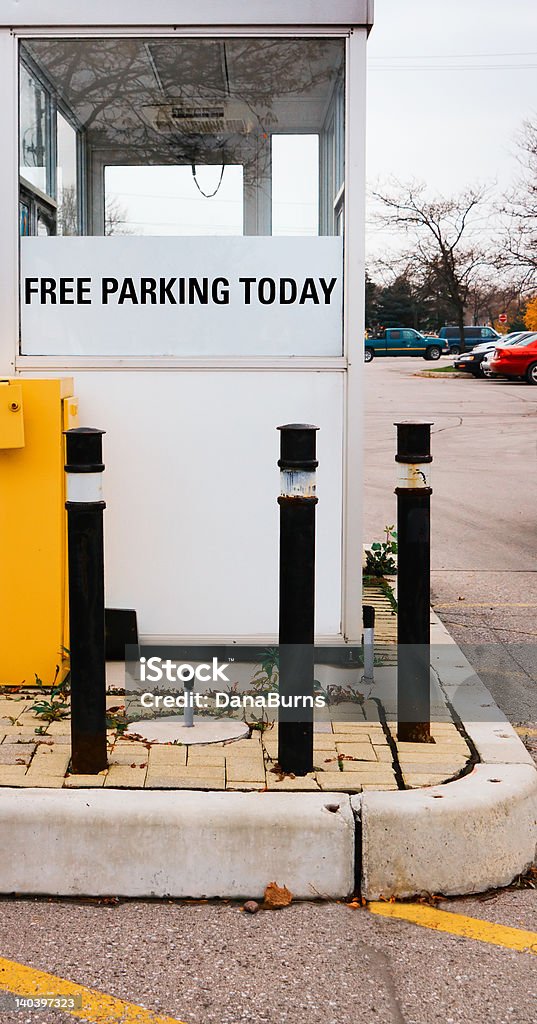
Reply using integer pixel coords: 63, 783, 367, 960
0, 789, 355, 900
357, 763, 537, 900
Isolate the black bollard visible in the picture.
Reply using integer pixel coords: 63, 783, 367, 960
277, 424, 318, 775
395, 421, 433, 743
363, 605, 375, 684
65, 428, 108, 773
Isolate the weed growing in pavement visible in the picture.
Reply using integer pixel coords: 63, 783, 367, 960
30, 665, 71, 722
365, 525, 397, 577
106, 705, 129, 734
363, 524, 398, 614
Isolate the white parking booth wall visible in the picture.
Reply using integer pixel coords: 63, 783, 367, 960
0, 1, 373, 646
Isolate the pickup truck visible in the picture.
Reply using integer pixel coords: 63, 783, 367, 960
365, 329, 442, 362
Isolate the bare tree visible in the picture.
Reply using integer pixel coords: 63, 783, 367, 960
104, 195, 133, 236
57, 185, 132, 236
57, 184, 78, 236
500, 119, 537, 286
465, 276, 526, 329
370, 181, 492, 350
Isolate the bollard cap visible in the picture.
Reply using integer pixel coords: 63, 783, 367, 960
394, 421, 433, 464
277, 424, 319, 470
363, 605, 376, 629
64, 427, 105, 473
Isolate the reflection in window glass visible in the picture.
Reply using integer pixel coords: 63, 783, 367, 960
20, 37, 344, 238
272, 135, 319, 236
105, 165, 244, 236
19, 202, 30, 236
37, 213, 52, 236
57, 112, 78, 235
19, 67, 49, 194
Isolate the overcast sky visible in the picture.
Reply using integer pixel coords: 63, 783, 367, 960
106, 2, 536, 246
366, 0, 537, 196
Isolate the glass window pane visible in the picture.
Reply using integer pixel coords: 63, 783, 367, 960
272, 135, 319, 236
20, 37, 344, 238
57, 112, 78, 235
105, 164, 244, 236
19, 66, 49, 194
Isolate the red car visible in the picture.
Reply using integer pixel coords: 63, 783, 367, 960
490, 333, 537, 384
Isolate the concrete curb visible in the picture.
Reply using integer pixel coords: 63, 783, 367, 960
430, 612, 535, 767
0, 790, 355, 899
358, 763, 537, 899
356, 613, 537, 898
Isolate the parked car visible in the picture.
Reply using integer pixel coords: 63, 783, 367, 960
454, 341, 497, 377
365, 328, 442, 362
439, 325, 500, 355
456, 333, 530, 377
489, 333, 537, 384
481, 333, 536, 377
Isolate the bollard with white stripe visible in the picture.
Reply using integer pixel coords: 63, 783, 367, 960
362, 605, 375, 684
277, 423, 318, 775
65, 428, 108, 774
394, 421, 433, 743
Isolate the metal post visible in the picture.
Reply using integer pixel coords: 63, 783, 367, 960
65, 428, 108, 774
363, 605, 375, 684
277, 424, 318, 776
395, 421, 433, 743
184, 681, 194, 728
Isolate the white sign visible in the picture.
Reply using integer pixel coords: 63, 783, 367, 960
21, 236, 343, 357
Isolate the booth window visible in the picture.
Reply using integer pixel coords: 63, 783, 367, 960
19, 38, 344, 238
19, 37, 345, 358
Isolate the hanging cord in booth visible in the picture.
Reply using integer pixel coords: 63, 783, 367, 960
191, 159, 226, 198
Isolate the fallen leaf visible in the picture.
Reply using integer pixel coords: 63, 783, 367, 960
417, 892, 443, 905
263, 881, 293, 909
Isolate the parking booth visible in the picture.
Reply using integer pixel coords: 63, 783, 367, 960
0, 1, 373, 663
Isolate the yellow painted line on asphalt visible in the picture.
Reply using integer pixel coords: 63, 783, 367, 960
0, 955, 186, 1024
368, 902, 537, 954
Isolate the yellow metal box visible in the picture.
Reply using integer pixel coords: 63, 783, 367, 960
0, 378, 78, 686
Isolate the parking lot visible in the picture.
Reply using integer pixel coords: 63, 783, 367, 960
364, 357, 537, 724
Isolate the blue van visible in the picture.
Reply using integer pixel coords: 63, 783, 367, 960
439, 326, 500, 355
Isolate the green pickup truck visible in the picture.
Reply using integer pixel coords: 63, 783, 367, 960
365, 329, 442, 362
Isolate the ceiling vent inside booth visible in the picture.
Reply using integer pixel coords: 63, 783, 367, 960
142, 100, 256, 135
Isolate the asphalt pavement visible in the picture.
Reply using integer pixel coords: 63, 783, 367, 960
0, 893, 536, 1024
364, 358, 537, 725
